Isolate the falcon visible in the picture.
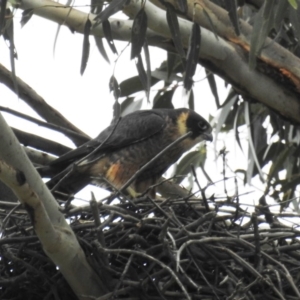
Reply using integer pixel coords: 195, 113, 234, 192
44, 108, 212, 198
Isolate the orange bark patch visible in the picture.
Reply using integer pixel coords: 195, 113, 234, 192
280, 68, 300, 92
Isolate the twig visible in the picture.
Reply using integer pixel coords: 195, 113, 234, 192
0, 236, 38, 246
191, 165, 210, 212
90, 193, 106, 248
13, 127, 71, 155
187, 247, 221, 300
251, 212, 261, 269
0, 202, 22, 232
112, 254, 134, 297
94, 242, 192, 300
0, 106, 90, 144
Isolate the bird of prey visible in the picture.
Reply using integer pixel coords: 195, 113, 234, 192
44, 108, 212, 198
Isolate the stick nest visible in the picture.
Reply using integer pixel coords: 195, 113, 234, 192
1, 194, 300, 300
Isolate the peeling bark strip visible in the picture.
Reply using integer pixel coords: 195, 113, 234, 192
183, 0, 300, 90
126, 0, 300, 123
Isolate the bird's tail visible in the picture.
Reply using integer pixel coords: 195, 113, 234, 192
39, 165, 89, 200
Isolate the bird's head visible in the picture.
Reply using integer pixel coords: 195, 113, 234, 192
176, 109, 213, 143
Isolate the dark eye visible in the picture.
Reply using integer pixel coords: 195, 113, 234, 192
198, 121, 208, 131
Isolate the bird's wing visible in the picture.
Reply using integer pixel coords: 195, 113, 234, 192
50, 110, 166, 167
49, 139, 98, 168
94, 110, 166, 151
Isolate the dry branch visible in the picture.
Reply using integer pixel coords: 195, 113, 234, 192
12, 127, 71, 156
2, 186, 300, 299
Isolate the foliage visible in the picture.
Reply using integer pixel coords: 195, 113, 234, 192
1, 0, 300, 299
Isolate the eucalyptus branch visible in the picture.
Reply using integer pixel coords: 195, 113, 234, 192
0, 112, 106, 299
0, 63, 89, 146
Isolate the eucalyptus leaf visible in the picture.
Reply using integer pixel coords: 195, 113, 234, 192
103, 20, 118, 54
245, 102, 264, 183
205, 69, 220, 108
152, 69, 182, 83
167, 52, 178, 79
267, 145, 295, 186
119, 76, 159, 97
233, 104, 244, 153
3, 13, 18, 95
94, 0, 129, 22
166, 4, 185, 60
136, 54, 147, 96
289, 4, 300, 46
214, 90, 238, 150
184, 23, 201, 90
109, 75, 121, 101
131, 7, 147, 59
20, 8, 33, 28
249, 0, 275, 69
288, 0, 298, 9
0, 0, 7, 36
251, 113, 267, 155
80, 18, 91, 75
53, 0, 73, 55
174, 149, 206, 184
143, 40, 151, 102
94, 36, 110, 64
273, 0, 289, 31
280, 174, 300, 193
175, 0, 187, 13
91, 0, 103, 14
223, 0, 240, 36
188, 89, 194, 110
113, 99, 121, 119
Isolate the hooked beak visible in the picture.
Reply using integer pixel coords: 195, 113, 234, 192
202, 132, 213, 142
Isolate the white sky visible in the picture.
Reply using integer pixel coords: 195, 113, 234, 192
0, 6, 278, 219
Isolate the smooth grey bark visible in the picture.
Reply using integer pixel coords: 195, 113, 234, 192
0, 112, 106, 299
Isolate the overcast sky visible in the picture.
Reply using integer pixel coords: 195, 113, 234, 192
0, 7, 266, 212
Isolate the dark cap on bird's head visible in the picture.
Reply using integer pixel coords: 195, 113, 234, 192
173, 108, 213, 142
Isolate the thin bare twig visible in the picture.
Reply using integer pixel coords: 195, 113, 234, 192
94, 243, 192, 300
0, 106, 89, 144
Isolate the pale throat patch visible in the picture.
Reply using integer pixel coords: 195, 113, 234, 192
176, 112, 189, 136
